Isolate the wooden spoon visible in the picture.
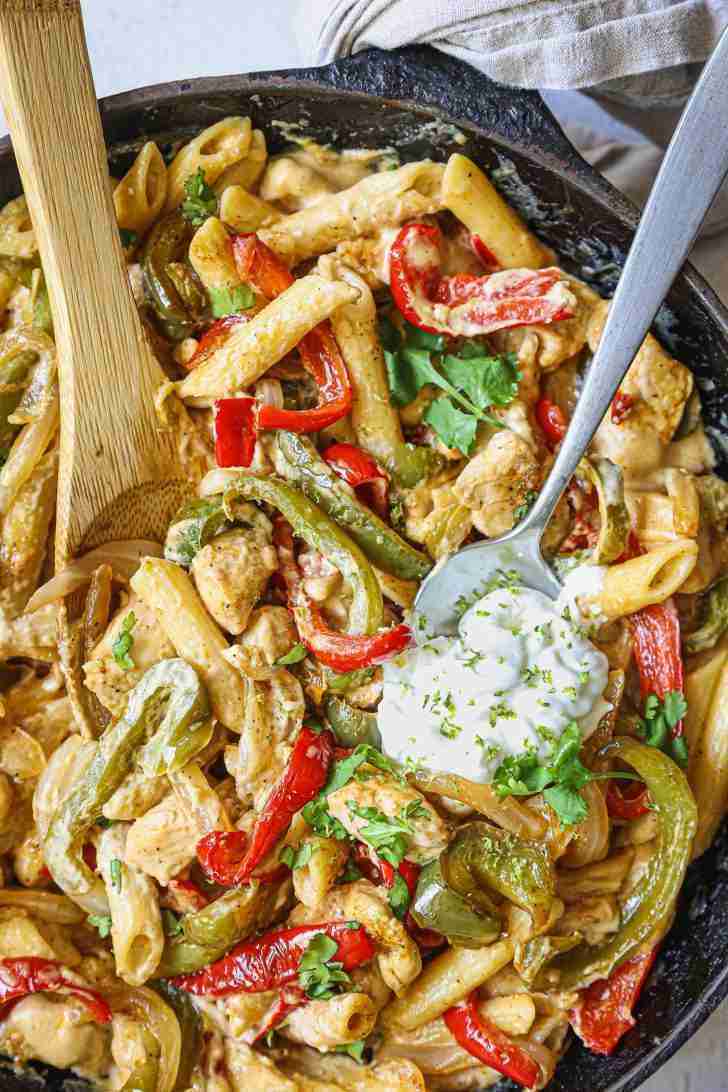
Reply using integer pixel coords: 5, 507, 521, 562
0, 1, 189, 565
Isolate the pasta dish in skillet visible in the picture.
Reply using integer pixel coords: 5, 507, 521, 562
0, 115, 721, 1091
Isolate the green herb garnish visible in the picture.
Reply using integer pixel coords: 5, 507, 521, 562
111, 612, 136, 671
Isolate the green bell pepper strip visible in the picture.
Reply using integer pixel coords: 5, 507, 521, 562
158, 883, 278, 977
164, 496, 231, 567
224, 475, 383, 635
44, 659, 211, 895
276, 431, 432, 582
579, 456, 630, 564
411, 858, 501, 948
538, 737, 697, 991
151, 981, 201, 1092
142, 211, 202, 341
120, 1053, 159, 1092
0, 351, 35, 453
441, 820, 555, 929
324, 665, 375, 695
324, 694, 381, 749
685, 576, 728, 653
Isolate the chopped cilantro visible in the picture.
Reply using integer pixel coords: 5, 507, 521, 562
109, 858, 123, 892
111, 612, 136, 671
379, 316, 518, 454
96, 816, 112, 830
387, 871, 411, 920
347, 800, 427, 868
87, 914, 112, 938
297, 933, 352, 1000
181, 167, 218, 226
208, 283, 255, 318
514, 489, 538, 523
275, 642, 307, 666
335, 1040, 367, 1063
637, 690, 689, 768
280, 842, 315, 870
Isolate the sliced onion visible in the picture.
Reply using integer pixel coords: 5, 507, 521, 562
26, 539, 163, 612
0, 385, 58, 515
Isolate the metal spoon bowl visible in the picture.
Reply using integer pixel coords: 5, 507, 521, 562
414, 27, 728, 636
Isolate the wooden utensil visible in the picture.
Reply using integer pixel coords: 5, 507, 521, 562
0, 1, 189, 567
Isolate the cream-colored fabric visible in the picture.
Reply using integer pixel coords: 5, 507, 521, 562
298, 0, 728, 91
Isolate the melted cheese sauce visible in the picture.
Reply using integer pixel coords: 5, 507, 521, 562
379, 574, 609, 783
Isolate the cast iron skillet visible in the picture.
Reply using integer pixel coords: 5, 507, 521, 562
0, 43, 727, 1092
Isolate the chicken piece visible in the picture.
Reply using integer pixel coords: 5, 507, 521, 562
124, 791, 198, 884
1, 994, 110, 1076
490, 277, 599, 373
453, 428, 541, 538
589, 299, 693, 474
83, 594, 175, 717
224, 1039, 298, 1092
402, 466, 473, 560
342, 880, 422, 995
233, 605, 299, 680
226, 669, 304, 806
191, 525, 278, 636
326, 773, 449, 864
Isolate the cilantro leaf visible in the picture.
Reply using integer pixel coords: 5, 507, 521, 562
301, 797, 349, 841
387, 871, 411, 920
87, 914, 112, 938
637, 690, 689, 768
303, 745, 404, 842
347, 801, 425, 868
424, 396, 479, 455
208, 283, 255, 318
514, 489, 538, 524
384, 346, 441, 407
297, 933, 352, 1000
440, 352, 520, 410
279, 842, 315, 870
111, 612, 136, 671
181, 167, 218, 226
335, 1040, 367, 1063
275, 643, 307, 666
543, 783, 588, 825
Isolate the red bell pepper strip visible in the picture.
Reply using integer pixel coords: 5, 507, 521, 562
186, 313, 249, 372
470, 233, 500, 270
233, 234, 352, 433
171, 920, 375, 997
323, 442, 389, 516
611, 390, 635, 424
535, 396, 568, 449
570, 947, 658, 1055
0, 958, 112, 1024
606, 779, 651, 820
628, 600, 686, 763
275, 519, 413, 672
213, 397, 257, 468
235, 724, 334, 881
444, 993, 541, 1089
245, 984, 307, 1044
165, 877, 209, 913
196, 830, 290, 888
389, 222, 573, 337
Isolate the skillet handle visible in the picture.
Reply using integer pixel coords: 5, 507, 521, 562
307, 44, 582, 170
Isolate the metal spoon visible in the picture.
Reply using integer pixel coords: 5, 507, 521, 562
414, 28, 728, 636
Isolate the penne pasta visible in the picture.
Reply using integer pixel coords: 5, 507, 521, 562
219, 184, 283, 232
165, 116, 252, 211
214, 128, 268, 193
176, 273, 357, 405
596, 538, 698, 619
97, 824, 164, 986
442, 153, 553, 268
689, 654, 728, 858
258, 161, 445, 267
130, 557, 247, 728
113, 141, 167, 237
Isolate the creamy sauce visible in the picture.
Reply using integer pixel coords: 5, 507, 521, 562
379, 572, 609, 783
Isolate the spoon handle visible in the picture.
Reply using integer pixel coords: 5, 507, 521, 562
524, 27, 728, 537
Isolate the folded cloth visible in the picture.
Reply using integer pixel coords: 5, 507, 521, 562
298, 0, 728, 90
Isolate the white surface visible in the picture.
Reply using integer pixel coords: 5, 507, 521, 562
3, 2, 727, 1088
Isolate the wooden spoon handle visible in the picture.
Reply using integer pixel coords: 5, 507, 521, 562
0, 1, 177, 560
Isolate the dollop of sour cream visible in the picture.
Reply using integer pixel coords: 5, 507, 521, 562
379, 571, 610, 784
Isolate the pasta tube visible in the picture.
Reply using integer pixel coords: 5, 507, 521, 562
131, 558, 247, 729
165, 117, 252, 211
382, 940, 514, 1030
259, 161, 445, 267
219, 185, 282, 232
113, 141, 167, 237
690, 654, 728, 857
98, 824, 163, 986
442, 153, 553, 268
595, 539, 698, 620
176, 274, 357, 406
